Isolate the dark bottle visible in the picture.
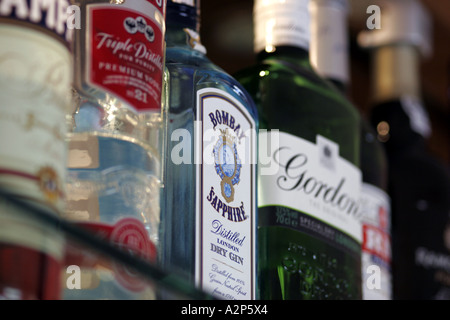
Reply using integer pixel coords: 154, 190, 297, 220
160, 0, 258, 300
235, 0, 362, 300
359, 0, 450, 300
310, 0, 392, 299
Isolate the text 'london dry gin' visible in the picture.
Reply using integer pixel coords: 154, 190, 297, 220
0, 0, 73, 299
235, 0, 362, 300
160, 0, 258, 300
64, 0, 166, 299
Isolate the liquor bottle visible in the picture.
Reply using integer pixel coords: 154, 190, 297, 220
309, 0, 392, 299
235, 0, 362, 300
160, 0, 258, 300
359, 0, 450, 299
64, 0, 166, 299
0, 1, 73, 299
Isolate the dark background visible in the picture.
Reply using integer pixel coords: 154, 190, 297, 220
198, 0, 450, 166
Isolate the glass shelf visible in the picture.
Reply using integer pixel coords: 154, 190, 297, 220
0, 189, 213, 300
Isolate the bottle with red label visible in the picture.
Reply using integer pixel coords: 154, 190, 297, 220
309, 0, 392, 299
64, 0, 166, 299
0, 1, 74, 299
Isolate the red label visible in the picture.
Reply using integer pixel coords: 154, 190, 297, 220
65, 218, 157, 292
110, 218, 157, 291
87, 3, 165, 111
0, 244, 62, 300
362, 224, 391, 263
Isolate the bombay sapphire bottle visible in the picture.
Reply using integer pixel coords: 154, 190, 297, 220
235, 0, 362, 299
160, 0, 258, 300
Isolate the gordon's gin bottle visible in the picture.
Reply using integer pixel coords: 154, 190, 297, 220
235, 0, 362, 299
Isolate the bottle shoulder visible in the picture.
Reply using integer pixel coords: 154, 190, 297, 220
235, 59, 360, 127
239, 59, 357, 104
235, 59, 361, 166
369, 99, 427, 151
165, 47, 258, 123
360, 119, 389, 189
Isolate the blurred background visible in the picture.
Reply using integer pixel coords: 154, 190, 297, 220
199, 0, 450, 167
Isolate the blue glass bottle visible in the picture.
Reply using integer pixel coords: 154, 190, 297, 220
160, 0, 259, 300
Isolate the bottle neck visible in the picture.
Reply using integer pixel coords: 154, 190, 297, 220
310, 0, 349, 89
254, 0, 311, 62
328, 78, 349, 97
371, 44, 421, 104
370, 44, 432, 146
257, 46, 312, 70
165, 1, 205, 52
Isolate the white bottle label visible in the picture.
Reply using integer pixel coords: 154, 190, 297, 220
258, 131, 362, 243
360, 183, 392, 300
0, 21, 72, 210
195, 88, 257, 300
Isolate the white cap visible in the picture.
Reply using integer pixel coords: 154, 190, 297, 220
170, 0, 195, 5
253, 0, 311, 53
311, 0, 348, 11
309, 0, 350, 84
357, 0, 432, 58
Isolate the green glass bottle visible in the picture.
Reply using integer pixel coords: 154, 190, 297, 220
310, 0, 392, 300
235, 0, 362, 300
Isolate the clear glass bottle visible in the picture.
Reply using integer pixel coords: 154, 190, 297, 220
360, 0, 450, 299
235, 0, 362, 300
64, 0, 166, 299
160, 0, 258, 300
0, 1, 73, 300
310, 0, 392, 300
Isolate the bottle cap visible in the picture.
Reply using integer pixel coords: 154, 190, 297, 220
253, 0, 311, 53
310, 0, 350, 84
169, 0, 195, 5
358, 0, 432, 58
311, 0, 348, 12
